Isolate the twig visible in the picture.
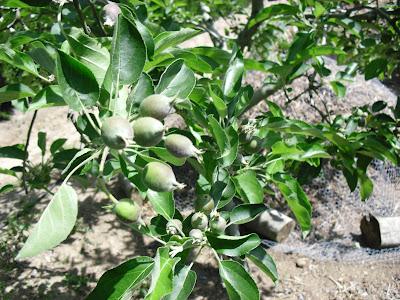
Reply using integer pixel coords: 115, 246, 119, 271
89, 0, 107, 36
73, 0, 91, 35
22, 110, 38, 195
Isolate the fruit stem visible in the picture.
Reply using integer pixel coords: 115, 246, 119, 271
97, 177, 119, 204
120, 151, 144, 172
99, 147, 109, 175
211, 248, 221, 263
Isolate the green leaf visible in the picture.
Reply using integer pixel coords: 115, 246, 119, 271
223, 53, 244, 98
0, 144, 25, 160
145, 247, 177, 300
266, 101, 283, 117
0, 184, 14, 194
154, 29, 200, 53
272, 173, 312, 233
210, 88, 227, 119
127, 72, 154, 114
0, 168, 18, 177
266, 159, 284, 175
134, 19, 155, 58
246, 246, 278, 283
111, 15, 146, 85
358, 171, 373, 200
56, 50, 99, 112
0, 46, 40, 77
206, 233, 261, 257
29, 40, 56, 74
150, 147, 186, 166
219, 260, 260, 300
0, 84, 35, 104
165, 265, 196, 300
156, 59, 196, 99
208, 116, 229, 155
371, 100, 387, 112
61, 148, 92, 175
233, 171, 263, 204
28, 85, 65, 111
249, 4, 299, 28
87, 256, 154, 300
50, 138, 67, 154
16, 185, 78, 259
37, 131, 46, 156
330, 81, 346, 97
5, 0, 51, 7
147, 190, 175, 220
189, 46, 231, 66
314, 2, 326, 18
365, 58, 387, 80
67, 27, 110, 86
229, 204, 267, 225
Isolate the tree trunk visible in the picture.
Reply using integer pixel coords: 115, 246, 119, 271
360, 214, 400, 249
245, 209, 295, 242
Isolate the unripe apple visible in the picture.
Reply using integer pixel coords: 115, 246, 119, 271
166, 219, 183, 235
191, 212, 208, 230
189, 228, 204, 243
101, 116, 133, 149
132, 117, 164, 147
164, 134, 202, 158
113, 199, 141, 222
142, 161, 185, 192
209, 215, 227, 235
139, 94, 174, 120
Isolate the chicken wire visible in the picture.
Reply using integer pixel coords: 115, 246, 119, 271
264, 160, 400, 264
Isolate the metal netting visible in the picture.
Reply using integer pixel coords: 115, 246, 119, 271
265, 160, 400, 263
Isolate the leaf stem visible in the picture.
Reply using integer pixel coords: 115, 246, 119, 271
97, 177, 118, 204
80, 102, 101, 135
63, 150, 101, 184
99, 147, 109, 175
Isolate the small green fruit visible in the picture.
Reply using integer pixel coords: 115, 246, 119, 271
101, 116, 133, 149
210, 215, 227, 235
166, 219, 183, 235
164, 134, 201, 158
114, 199, 141, 222
139, 94, 174, 120
243, 137, 263, 154
132, 117, 164, 147
142, 161, 185, 192
194, 194, 214, 215
191, 212, 208, 230
189, 229, 203, 243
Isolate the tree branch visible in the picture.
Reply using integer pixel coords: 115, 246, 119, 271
22, 110, 38, 195
89, 0, 106, 36
240, 81, 284, 116
199, 3, 225, 48
73, 0, 90, 35
237, 0, 264, 50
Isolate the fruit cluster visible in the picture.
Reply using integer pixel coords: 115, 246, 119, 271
100, 94, 204, 224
